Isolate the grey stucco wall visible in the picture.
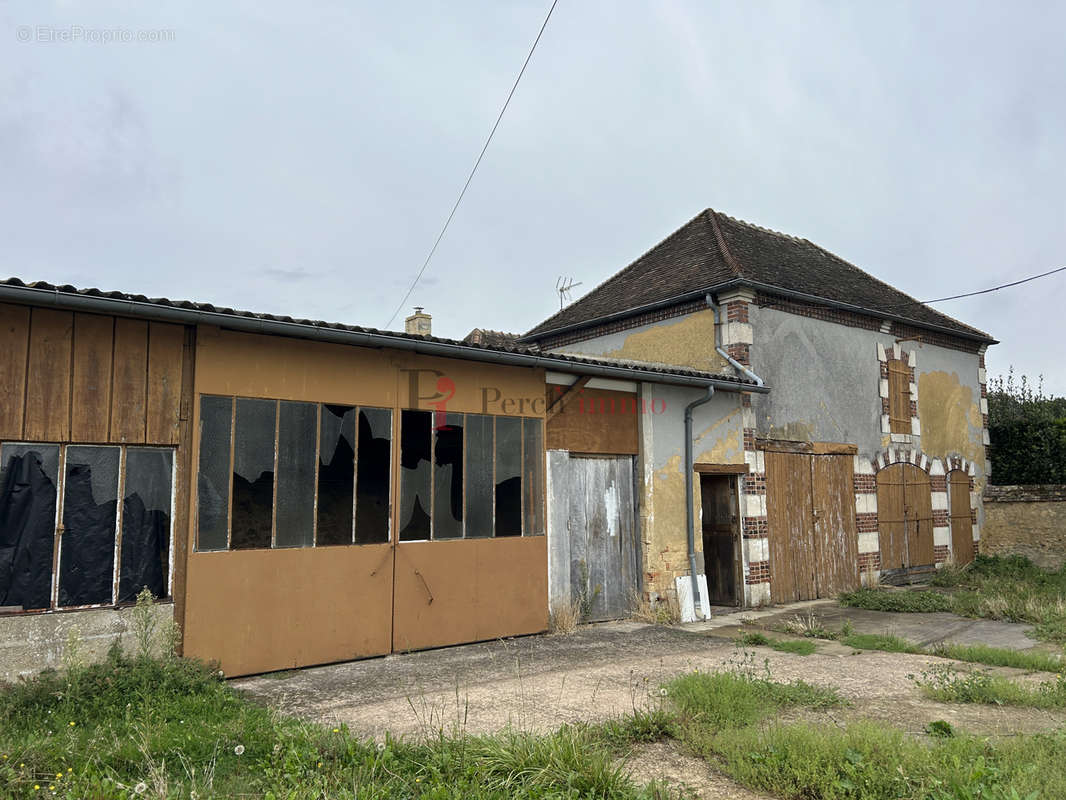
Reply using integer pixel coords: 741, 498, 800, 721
0, 603, 175, 684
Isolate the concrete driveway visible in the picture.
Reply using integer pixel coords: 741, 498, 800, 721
234, 601, 1062, 743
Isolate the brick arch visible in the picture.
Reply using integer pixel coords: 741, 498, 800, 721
871, 448, 942, 475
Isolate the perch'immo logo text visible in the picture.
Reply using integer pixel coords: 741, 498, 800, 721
402, 368, 666, 429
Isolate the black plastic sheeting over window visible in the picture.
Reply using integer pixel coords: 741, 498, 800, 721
464, 414, 494, 538
197, 396, 233, 551
59, 446, 120, 607
399, 410, 431, 541
317, 404, 355, 546
231, 398, 276, 550
356, 408, 391, 544
119, 448, 173, 602
432, 413, 464, 539
494, 417, 523, 537
276, 402, 317, 548
0, 445, 59, 611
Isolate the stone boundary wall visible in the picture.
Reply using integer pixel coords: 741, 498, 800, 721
982, 485, 1066, 569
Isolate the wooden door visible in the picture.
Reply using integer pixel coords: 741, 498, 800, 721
877, 463, 934, 570
765, 451, 816, 603
811, 455, 860, 596
949, 470, 975, 565
700, 474, 739, 605
558, 455, 638, 621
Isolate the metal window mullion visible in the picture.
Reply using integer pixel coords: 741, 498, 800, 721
112, 446, 126, 605
166, 446, 176, 597
491, 415, 496, 538
428, 413, 436, 541
51, 445, 68, 610
312, 404, 321, 547
460, 413, 466, 539
271, 400, 280, 548
226, 397, 235, 550
351, 407, 359, 545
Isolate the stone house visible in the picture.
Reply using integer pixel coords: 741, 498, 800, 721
521, 208, 995, 610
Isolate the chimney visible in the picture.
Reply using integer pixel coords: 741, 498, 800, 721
405, 306, 432, 336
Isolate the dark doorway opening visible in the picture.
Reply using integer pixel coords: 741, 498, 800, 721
699, 473, 739, 606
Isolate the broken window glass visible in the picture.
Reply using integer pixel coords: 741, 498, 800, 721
522, 418, 544, 536
197, 396, 232, 551
0, 444, 59, 611
464, 414, 493, 538
356, 407, 391, 544
231, 398, 276, 549
495, 417, 522, 537
275, 402, 317, 548
317, 404, 355, 546
59, 446, 120, 607
119, 448, 173, 602
399, 410, 431, 541
432, 413, 463, 539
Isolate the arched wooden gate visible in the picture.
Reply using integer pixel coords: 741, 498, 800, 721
876, 463, 934, 569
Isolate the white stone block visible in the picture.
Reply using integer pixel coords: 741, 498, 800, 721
983, 429, 991, 445
881, 414, 892, 433
934, 526, 951, 547
855, 494, 877, 514
858, 532, 879, 553
908, 350, 917, 367
893, 342, 901, 360
932, 492, 948, 511
920, 454, 929, 471
890, 433, 911, 443
985, 459, 993, 476
968, 461, 976, 476
877, 342, 887, 361
723, 321, 754, 345
929, 458, 945, 476
744, 494, 765, 518
912, 416, 922, 436
980, 397, 988, 414
879, 378, 890, 398
978, 368, 986, 383
973, 523, 981, 541
909, 382, 918, 400
746, 537, 769, 563
747, 581, 771, 607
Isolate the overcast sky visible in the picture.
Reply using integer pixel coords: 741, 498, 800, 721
2, 1, 1064, 392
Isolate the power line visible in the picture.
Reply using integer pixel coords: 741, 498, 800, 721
384, 0, 560, 330
916, 267, 1066, 309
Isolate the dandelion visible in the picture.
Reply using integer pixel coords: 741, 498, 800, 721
332, 728, 339, 733
56, 772, 62, 778
49, 786, 55, 791
234, 745, 245, 756
68, 721, 76, 727
317, 762, 323, 768
659, 687, 668, 696
416, 777, 422, 783
67, 768, 72, 772
34, 786, 40, 791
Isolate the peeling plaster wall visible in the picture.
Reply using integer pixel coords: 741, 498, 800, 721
637, 384, 744, 603
549, 310, 732, 374
747, 305, 884, 453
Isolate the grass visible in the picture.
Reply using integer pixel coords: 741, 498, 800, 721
933, 555, 1066, 644
931, 642, 1064, 673
913, 664, 1066, 709
840, 632, 924, 654
838, 587, 953, 613
736, 631, 818, 655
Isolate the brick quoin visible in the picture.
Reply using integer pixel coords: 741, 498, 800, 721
744, 473, 766, 494
854, 475, 876, 493
725, 301, 749, 323
858, 552, 882, 571
741, 518, 768, 536
745, 560, 770, 584
726, 343, 750, 365
743, 428, 757, 450
856, 512, 879, 533
933, 509, 950, 526
934, 545, 950, 563
930, 476, 947, 492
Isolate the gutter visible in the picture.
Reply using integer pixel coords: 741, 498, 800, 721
0, 282, 766, 392
519, 278, 997, 346
706, 294, 764, 387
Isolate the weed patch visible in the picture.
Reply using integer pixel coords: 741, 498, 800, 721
735, 631, 817, 655
839, 587, 952, 613
913, 664, 1066, 708
840, 632, 924, 653
931, 642, 1064, 673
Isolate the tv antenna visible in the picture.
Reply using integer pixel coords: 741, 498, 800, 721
556, 276, 582, 309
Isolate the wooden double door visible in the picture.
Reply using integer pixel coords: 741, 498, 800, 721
765, 448, 860, 602
876, 463, 934, 570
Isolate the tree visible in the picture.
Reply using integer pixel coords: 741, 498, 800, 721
987, 369, 1066, 485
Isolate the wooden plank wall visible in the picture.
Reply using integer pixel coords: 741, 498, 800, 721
545, 387, 639, 455
0, 304, 187, 445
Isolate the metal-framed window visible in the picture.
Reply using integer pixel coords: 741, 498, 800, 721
0, 442, 175, 613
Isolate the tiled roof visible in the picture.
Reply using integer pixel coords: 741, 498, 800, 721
463, 328, 520, 348
0, 277, 759, 388
522, 209, 994, 342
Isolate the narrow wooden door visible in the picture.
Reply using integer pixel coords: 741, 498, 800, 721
765, 451, 816, 603
948, 470, 975, 565
811, 455, 860, 596
877, 463, 934, 570
563, 456, 638, 621
700, 474, 739, 606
